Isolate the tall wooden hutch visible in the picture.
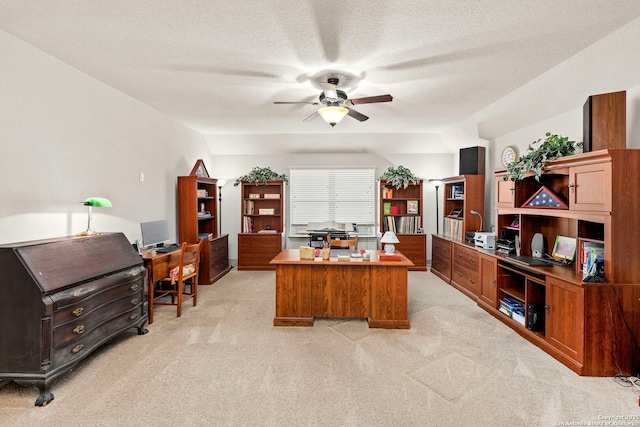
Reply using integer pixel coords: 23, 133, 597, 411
177, 160, 231, 285
379, 180, 426, 270
237, 180, 284, 270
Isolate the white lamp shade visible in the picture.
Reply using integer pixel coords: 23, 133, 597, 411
429, 179, 444, 188
318, 106, 348, 126
217, 179, 228, 188
380, 231, 400, 244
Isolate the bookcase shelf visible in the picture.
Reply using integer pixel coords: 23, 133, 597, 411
238, 180, 284, 270
379, 180, 426, 270
440, 175, 485, 241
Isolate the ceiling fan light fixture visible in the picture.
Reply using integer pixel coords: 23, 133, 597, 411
318, 106, 348, 127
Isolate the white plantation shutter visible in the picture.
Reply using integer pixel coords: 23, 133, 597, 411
290, 168, 376, 233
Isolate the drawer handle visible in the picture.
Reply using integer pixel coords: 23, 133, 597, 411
72, 307, 85, 317
130, 313, 138, 320
468, 258, 475, 263
130, 284, 139, 292
456, 272, 462, 277
73, 325, 85, 334
131, 298, 139, 305
469, 279, 475, 284
569, 183, 575, 193
72, 344, 84, 354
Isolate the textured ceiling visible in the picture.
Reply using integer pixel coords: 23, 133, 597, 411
2, 0, 640, 141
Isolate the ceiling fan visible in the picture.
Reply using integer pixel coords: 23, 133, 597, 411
273, 77, 393, 127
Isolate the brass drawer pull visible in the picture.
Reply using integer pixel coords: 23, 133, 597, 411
130, 298, 139, 305
73, 325, 85, 334
130, 284, 139, 292
72, 344, 84, 354
130, 313, 138, 320
72, 307, 84, 317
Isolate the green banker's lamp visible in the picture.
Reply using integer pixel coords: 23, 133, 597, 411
78, 197, 112, 236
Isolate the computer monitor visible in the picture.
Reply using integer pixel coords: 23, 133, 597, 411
551, 235, 577, 262
140, 220, 170, 248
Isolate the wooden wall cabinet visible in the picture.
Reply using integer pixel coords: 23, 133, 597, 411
237, 180, 284, 270
379, 180, 426, 270
177, 173, 231, 285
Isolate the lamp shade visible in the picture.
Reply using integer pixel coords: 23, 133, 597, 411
217, 179, 227, 188
318, 106, 348, 127
380, 231, 400, 244
429, 179, 443, 188
84, 197, 112, 207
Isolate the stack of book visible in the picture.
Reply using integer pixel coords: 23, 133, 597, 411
198, 233, 213, 240
498, 297, 524, 320
581, 241, 604, 278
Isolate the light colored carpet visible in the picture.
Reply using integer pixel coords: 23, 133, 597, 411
0, 270, 637, 426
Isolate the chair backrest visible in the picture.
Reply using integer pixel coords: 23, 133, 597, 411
327, 235, 358, 249
168, 241, 201, 280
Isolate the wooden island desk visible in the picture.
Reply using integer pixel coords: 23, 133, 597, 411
270, 250, 413, 329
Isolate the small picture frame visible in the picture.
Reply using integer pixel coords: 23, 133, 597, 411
407, 200, 418, 214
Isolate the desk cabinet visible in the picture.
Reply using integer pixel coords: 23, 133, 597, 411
0, 233, 147, 406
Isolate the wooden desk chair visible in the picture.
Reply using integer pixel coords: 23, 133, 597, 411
152, 241, 201, 318
327, 235, 358, 250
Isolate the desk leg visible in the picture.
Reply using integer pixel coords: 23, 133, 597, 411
273, 265, 314, 326
147, 269, 154, 325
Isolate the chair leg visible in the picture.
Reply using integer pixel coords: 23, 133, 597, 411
177, 279, 183, 317
193, 276, 198, 307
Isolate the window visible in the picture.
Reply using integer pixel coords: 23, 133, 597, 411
289, 168, 376, 234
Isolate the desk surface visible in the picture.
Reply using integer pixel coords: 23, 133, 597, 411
270, 249, 414, 267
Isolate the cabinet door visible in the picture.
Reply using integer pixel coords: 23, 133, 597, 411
546, 277, 584, 364
569, 162, 611, 212
479, 254, 497, 307
495, 176, 515, 208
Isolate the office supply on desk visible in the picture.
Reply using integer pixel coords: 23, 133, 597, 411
156, 243, 181, 253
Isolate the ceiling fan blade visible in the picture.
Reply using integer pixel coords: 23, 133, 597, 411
350, 94, 393, 105
303, 111, 320, 122
320, 82, 338, 100
274, 101, 319, 105
347, 108, 369, 122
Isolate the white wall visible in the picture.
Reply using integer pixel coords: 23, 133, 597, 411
0, 30, 211, 244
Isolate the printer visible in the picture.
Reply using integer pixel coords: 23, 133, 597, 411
474, 232, 496, 250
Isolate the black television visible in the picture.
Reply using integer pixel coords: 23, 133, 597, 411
140, 220, 170, 248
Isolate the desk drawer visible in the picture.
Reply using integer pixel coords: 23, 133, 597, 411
52, 305, 145, 367
451, 263, 480, 296
53, 292, 144, 348
238, 234, 282, 268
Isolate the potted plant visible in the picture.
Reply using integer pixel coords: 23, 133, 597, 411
379, 165, 421, 189
234, 166, 288, 186
504, 132, 582, 182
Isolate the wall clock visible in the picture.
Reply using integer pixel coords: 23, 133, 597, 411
501, 146, 518, 167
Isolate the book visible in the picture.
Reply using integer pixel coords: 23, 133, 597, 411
379, 253, 402, 261
258, 229, 277, 233
383, 202, 391, 215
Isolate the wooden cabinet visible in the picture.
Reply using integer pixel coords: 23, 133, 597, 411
0, 233, 148, 406
450, 243, 480, 298
238, 233, 282, 270
237, 180, 284, 270
431, 148, 640, 376
379, 180, 426, 271
178, 173, 231, 284
430, 235, 452, 282
394, 234, 426, 270
546, 276, 584, 365
479, 253, 498, 308
441, 175, 485, 241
